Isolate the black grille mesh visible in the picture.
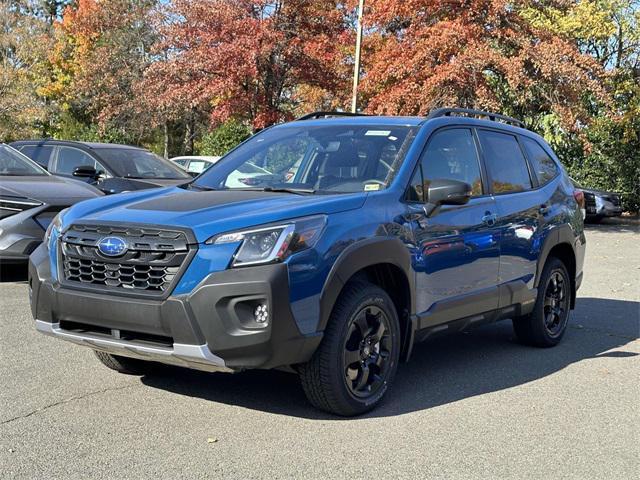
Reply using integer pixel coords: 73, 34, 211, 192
60, 224, 192, 295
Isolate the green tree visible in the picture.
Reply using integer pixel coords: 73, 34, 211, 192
521, 0, 639, 211
0, 0, 56, 140
198, 120, 252, 156
44, 0, 160, 144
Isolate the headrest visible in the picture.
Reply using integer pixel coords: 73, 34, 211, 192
324, 141, 360, 168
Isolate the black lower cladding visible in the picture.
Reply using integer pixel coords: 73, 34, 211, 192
29, 245, 321, 370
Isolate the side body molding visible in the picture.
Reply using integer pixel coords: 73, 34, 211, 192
317, 237, 415, 333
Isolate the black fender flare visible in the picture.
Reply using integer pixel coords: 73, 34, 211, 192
535, 224, 576, 287
535, 224, 577, 305
317, 237, 416, 333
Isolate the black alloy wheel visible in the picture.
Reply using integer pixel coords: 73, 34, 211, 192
298, 282, 401, 416
543, 270, 570, 337
513, 256, 571, 347
343, 305, 393, 398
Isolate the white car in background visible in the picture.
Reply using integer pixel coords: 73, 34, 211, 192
171, 155, 274, 187
170, 156, 220, 175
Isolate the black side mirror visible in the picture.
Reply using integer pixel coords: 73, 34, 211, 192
424, 178, 472, 216
72, 165, 98, 179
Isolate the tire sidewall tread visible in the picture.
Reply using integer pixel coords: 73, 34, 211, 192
513, 257, 571, 348
299, 281, 401, 416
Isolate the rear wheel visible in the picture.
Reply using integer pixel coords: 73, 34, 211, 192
298, 282, 401, 416
93, 350, 155, 375
513, 257, 571, 347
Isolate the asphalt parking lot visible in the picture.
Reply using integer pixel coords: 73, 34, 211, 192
1, 219, 638, 479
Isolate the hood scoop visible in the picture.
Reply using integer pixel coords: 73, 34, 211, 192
127, 189, 287, 212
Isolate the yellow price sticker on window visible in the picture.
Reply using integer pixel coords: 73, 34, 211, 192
364, 183, 381, 191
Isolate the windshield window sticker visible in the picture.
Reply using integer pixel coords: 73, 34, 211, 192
365, 130, 391, 137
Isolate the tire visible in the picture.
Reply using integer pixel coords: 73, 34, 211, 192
93, 350, 155, 375
513, 257, 571, 347
298, 282, 401, 416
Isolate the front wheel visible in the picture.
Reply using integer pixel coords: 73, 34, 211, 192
513, 257, 571, 347
298, 282, 401, 416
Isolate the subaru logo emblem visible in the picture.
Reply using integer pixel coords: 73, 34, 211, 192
97, 236, 127, 257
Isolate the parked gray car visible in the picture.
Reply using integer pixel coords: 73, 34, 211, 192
0, 144, 102, 262
571, 179, 623, 223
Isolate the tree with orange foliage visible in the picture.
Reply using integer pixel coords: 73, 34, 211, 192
45, 0, 158, 142
143, 0, 352, 130
357, 0, 609, 132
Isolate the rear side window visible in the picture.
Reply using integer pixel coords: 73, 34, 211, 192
407, 128, 483, 202
18, 145, 54, 168
521, 137, 558, 185
53, 146, 105, 175
478, 130, 532, 194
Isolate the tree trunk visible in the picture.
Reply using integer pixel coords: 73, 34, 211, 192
182, 109, 195, 155
163, 121, 169, 159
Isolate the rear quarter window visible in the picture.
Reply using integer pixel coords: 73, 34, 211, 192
18, 145, 54, 168
521, 137, 559, 185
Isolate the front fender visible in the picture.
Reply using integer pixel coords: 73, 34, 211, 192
317, 237, 415, 332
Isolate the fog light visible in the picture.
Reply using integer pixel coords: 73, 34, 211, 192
254, 304, 269, 324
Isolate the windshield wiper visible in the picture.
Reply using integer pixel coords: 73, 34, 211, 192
260, 186, 316, 195
188, 183, 217, 191
186, 185, 314, 194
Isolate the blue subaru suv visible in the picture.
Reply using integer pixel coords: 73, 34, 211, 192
28, 109, 586, 416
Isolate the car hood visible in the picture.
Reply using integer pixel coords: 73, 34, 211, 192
63, 187, 367, 243
0, 175, 102, 205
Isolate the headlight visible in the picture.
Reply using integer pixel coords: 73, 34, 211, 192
0, 196, 42, 220
44, 208, 69, 248
208, 215, 326, 267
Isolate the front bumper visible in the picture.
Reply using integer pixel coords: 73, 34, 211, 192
35, 319, 231, 372
29, 245, 321, 372
586, 197, 623, 218
587, 207, 623, 218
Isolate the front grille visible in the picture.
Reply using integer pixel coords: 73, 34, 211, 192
584, 192, 596, 213
60, 224, 194, 296
62, 255, 179, 291
584, 192, 596, 207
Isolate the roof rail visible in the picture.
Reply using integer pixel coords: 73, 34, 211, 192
296, 111, 369, 121
426, 108, 525, 128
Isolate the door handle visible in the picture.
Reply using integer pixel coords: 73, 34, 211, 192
539, 204, 551, 215
482, 211, 497, 226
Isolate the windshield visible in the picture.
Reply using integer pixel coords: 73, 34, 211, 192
97, 148, 190, 180
193, 124, 417, 193
0, 144, 48, 176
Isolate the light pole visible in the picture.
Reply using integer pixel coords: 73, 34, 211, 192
351, 0, 364, 113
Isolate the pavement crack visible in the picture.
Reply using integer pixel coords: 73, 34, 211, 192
0, 383, 137, 426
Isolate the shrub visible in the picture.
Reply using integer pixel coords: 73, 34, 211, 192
198, 120, 252, 157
